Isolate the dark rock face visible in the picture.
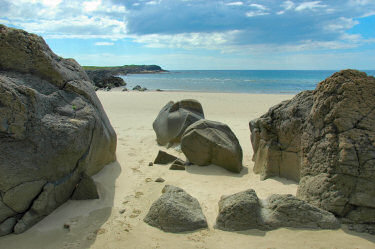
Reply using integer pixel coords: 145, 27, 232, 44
181, 119, 243, 173
153, 99, 204, 146
0, 25, 117, 235
153, 150, 178, 164
144, 185, 208, 232
215, 189, 339, 231
250, 69, 375, 233
94, 75, 126, 89
132, 85, 147, 91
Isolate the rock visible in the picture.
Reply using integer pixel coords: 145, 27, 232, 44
265, 194, 340, 229
148, 162, 153, 166
215, 189, 263, 231
0, 25, 116, 235
132, 85, 146, 91
2, 180, 46, 213
122, 87, 128, 91
181, 119, 243, 173
249, 91, 313, 181
153, 99, 205, 145
249, 69, 375, 233
119, 209, 126, 214
0, 217, 17, 236
169, 164, 185, 170
215, 189, 340, 231
71, 174, 99, 200
0, 198, 16, 224
153, 150, 178, 164
144, 185, 208, 232
155, 177, 165, 183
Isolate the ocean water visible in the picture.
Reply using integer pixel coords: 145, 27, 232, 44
121, 70, 375, 94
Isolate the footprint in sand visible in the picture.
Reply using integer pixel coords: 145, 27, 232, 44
129, 209, 142, 218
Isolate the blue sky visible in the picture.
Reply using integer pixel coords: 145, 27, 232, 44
1, 0, 375, 69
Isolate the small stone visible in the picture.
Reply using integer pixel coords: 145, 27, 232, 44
63, 224, 70, 230
153, 150, 178, 164
148, 162, 153, 166
119, 209, 126, 214
155, 178, 165, 183
145, 178, 153, 182
169, 164, 185, 170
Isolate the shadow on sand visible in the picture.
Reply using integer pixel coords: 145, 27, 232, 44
0, 161, 122, 249
185, 164, 248, 177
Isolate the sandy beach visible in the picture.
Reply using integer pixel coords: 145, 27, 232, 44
1, 91, 374, 249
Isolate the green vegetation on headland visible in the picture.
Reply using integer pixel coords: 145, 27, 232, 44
83, 64, 167, 74
84, 65, 167, 90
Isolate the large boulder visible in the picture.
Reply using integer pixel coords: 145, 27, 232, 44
153, 99, 204, 145
215, 189, 339, 231
215, 189, 263, 231
144, 185, 208, 232
250, 69, 375, 233
0, 25, 116, 235
250, 91, 313, 181
181, 119, 243, 173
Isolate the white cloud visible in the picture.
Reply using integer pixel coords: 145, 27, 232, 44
246, 11, 269, 17
326, 17, 359, 32
95, 42, 115, 46
295, 1, 326, 11
249, 3, 267, 10
83, 0, 101, 12
132, 31, 233, 50
145, 0, 160, 5
226, 1, 243, 6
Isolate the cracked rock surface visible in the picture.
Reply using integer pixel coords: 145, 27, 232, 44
0, 24, 117, 236
215, 189, 340, 231
250, 69, 375, 233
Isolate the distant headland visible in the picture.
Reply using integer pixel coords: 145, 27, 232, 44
83, 65, 167, 90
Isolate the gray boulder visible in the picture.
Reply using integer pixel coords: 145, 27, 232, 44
0, 25, 116, 235
250, 69, 375, 233
215, 189, 339, 231
265, 194, 340, 229
216, 189, 263, 231
153, 99, 204, 145
181, 119, 243, 173
144, 185, 208, 232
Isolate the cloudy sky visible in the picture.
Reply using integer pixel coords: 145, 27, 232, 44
1, 0, 375, 69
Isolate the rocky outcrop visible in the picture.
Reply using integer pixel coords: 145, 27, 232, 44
181, 119, 243, 173
250, 91, 313, 181
144, 185, 208, 232
85, 65, 165, 89
215, 189, 339, 231
153, 99, 205, 146
94, 75, 126, 90
0, 25, 116, 235
250, 69, 375, 233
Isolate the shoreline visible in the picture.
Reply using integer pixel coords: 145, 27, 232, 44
105, 87, 299, 95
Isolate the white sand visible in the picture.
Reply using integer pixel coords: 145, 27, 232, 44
1, 91, 374, 249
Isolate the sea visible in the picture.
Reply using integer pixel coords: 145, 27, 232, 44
121, 70, 375, 94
